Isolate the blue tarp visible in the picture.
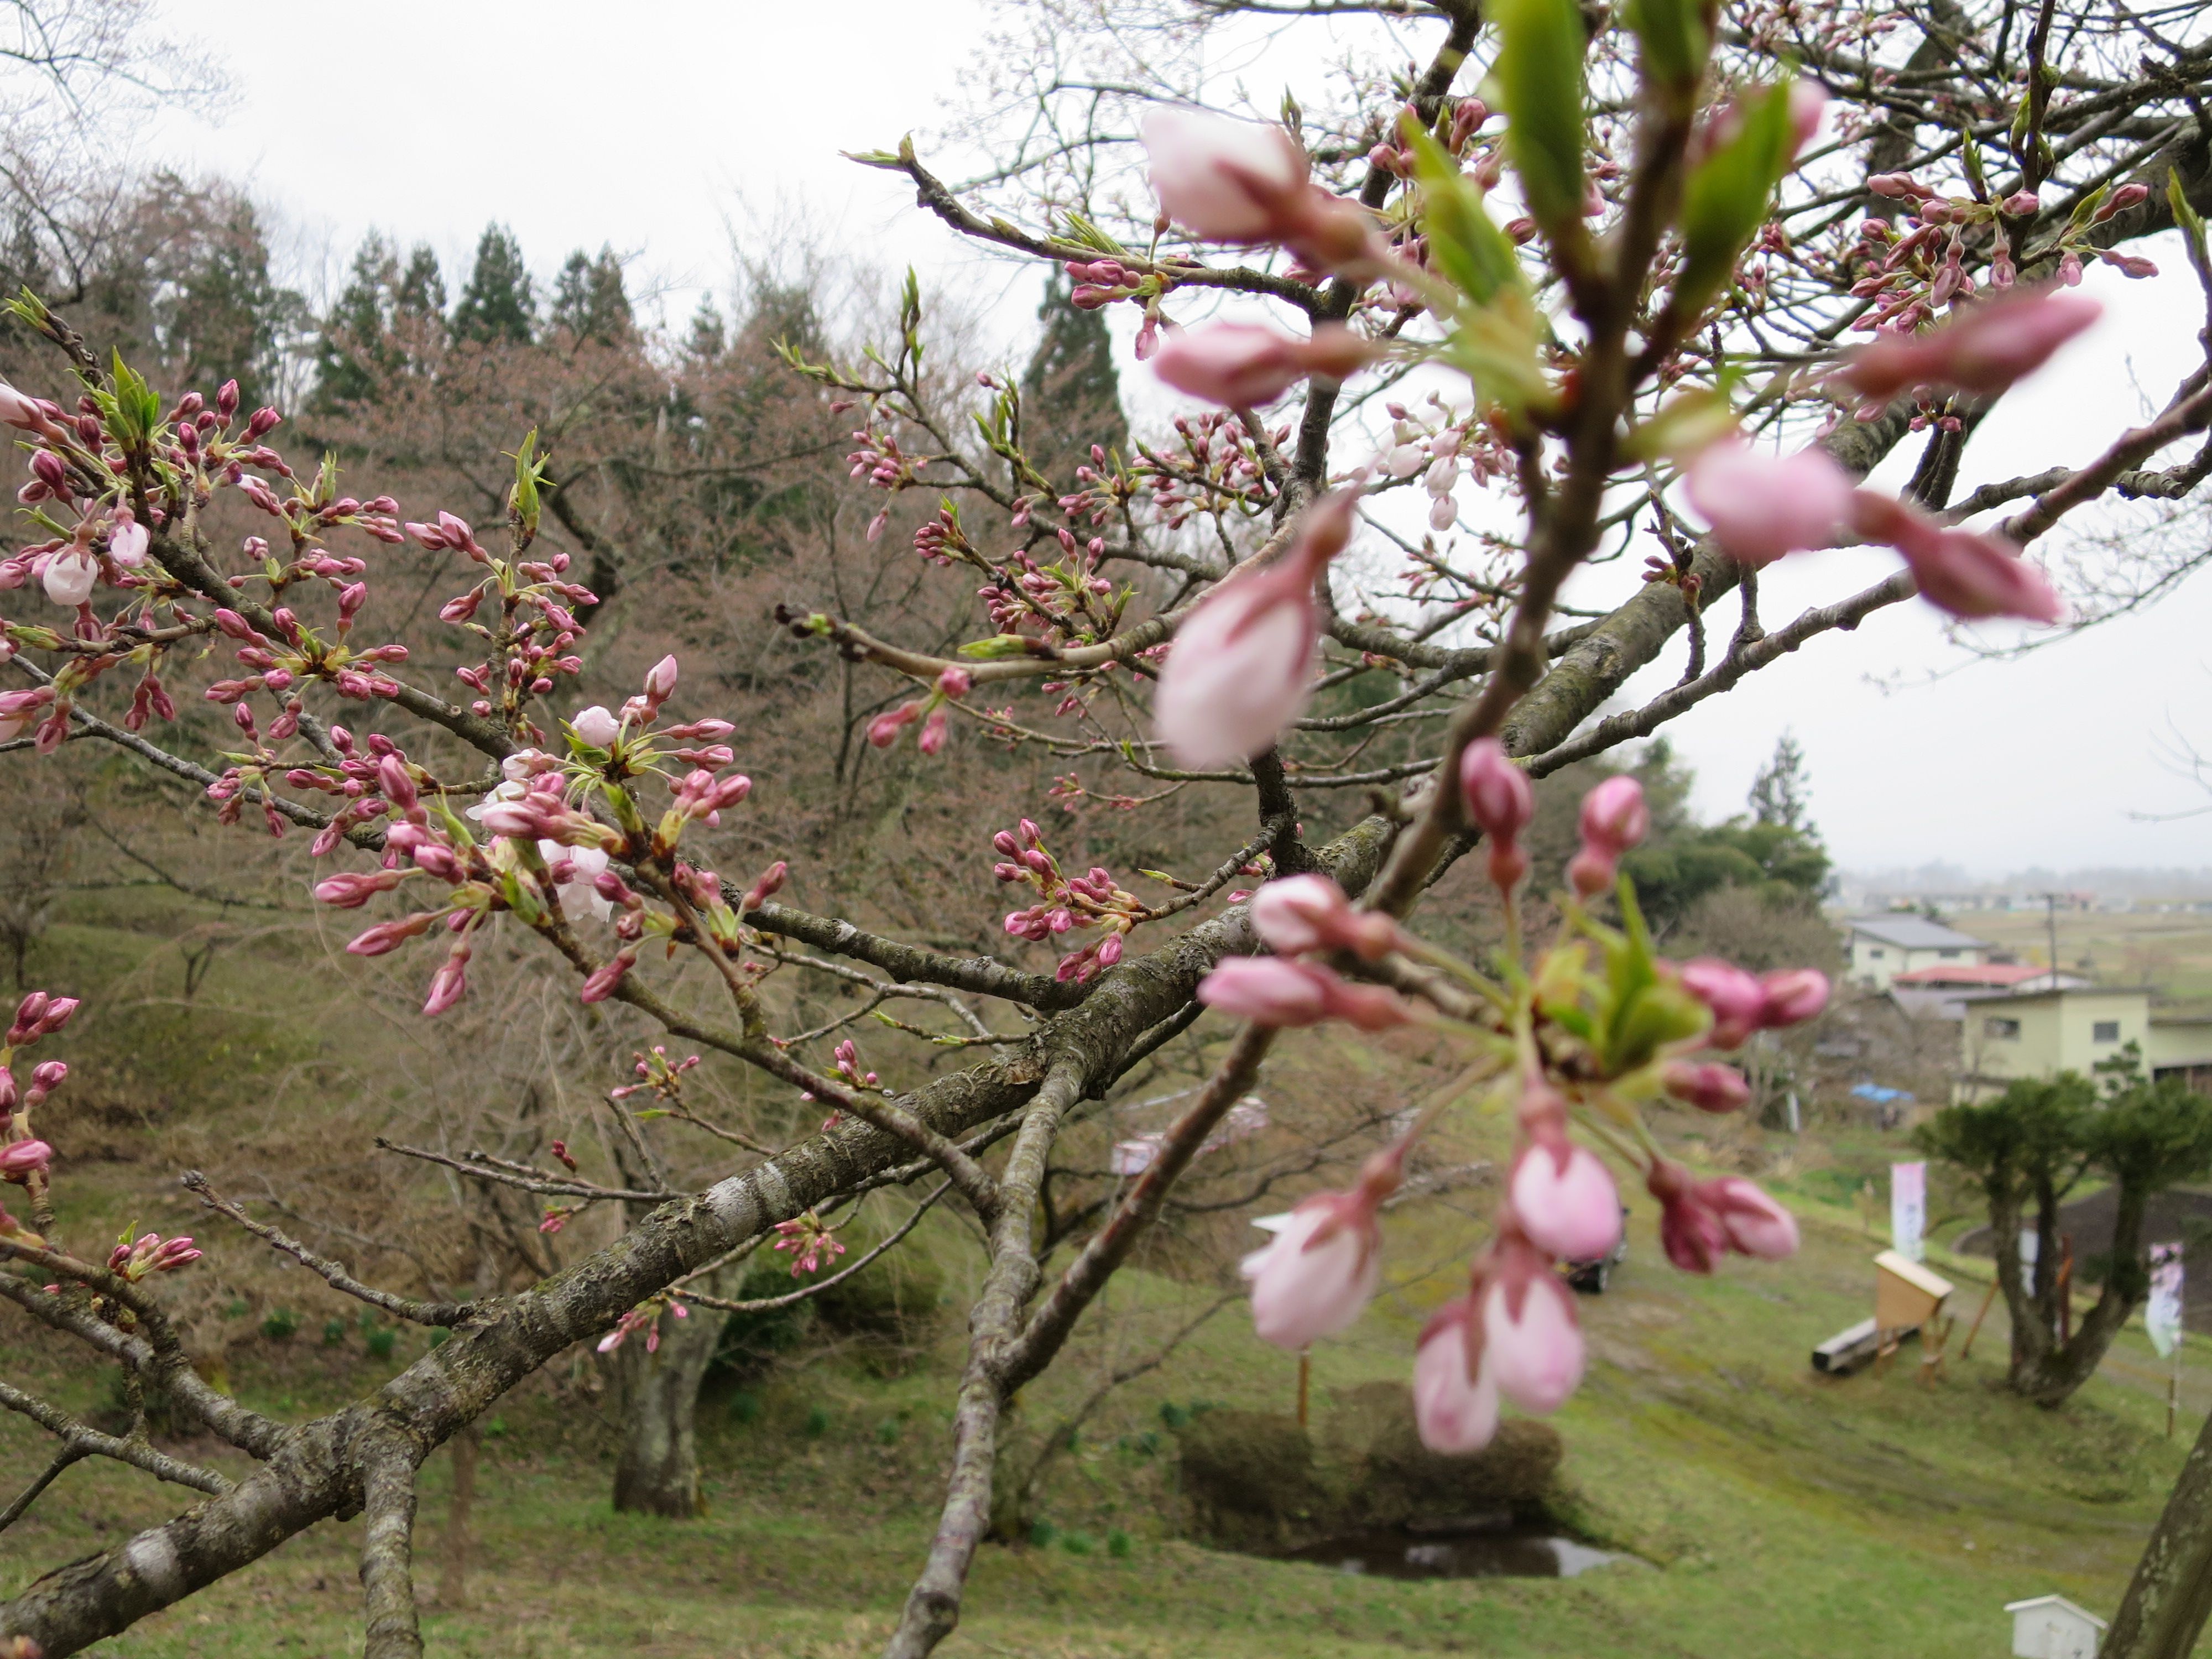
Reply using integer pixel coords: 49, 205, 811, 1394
1850, 1082, 1914, 1104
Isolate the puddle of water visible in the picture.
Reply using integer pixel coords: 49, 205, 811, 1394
1279, 1524, 1621, 1580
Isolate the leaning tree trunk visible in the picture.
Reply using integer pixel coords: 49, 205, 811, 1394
611, 1302, 728, 1517
2104, 1403, 2212, 1658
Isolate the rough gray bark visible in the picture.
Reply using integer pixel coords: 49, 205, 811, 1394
2105, 1396, 2212, 1658
611, 1300, 729, 1516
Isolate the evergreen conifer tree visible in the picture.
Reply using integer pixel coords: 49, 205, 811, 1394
1019, 271, 1128, 484
452, 223, 534, 345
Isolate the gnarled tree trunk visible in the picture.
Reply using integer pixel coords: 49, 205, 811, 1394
611, 1302, 728, 1516
2104, 1401, 2212, 1658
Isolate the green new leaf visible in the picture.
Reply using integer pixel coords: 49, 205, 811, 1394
1442, 290, 1556, 418
1674, 82, 1796, 320
1488, 0, 1589, 234
508, 427, 548, 539
959, 633, 1036, 661
1623, 0, 1709, 87
1622, 384, 1739, 464
2168, 172, 2208, 276
1404, 121, 1524, 306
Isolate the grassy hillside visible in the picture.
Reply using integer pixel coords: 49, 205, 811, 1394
3, 905, 2209, 1656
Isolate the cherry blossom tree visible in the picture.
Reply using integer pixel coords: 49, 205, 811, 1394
4, 0, 2211, 1653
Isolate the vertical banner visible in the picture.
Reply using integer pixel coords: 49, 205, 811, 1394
1890, 1161, 1927, 1263
2148, 1243, 2185, 1359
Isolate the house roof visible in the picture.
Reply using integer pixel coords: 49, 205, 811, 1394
1893, 963, 2054, 988
1874, 1250, 1954, 1300
2004, 1595, 2106, 1630
1846, 915, 1991, 951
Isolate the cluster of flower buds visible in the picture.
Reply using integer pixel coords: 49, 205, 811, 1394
773, 1210, 850, 1277
1198, 770, 1828, 1454
313, 655, 757, 1018
597, 1293, 688, 1354
424, 508, 597, 726
973, 529, 1124, 652
1672, 289, 2100, 624
1064, 257, 1148, 312
0, 991, 75, 1200
868, 665, 973, 755
1378, 403, 1509, 536
610, 1045, 704, 1108
1204, 878, 1420, 1030
1141, 410, 1281, 530
108, 1230, 203, 1281
993, 819, 1145, 983
847, 419, 928, 540
1855, 176, 2150, 334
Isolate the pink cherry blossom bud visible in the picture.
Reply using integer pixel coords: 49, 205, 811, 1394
41, 549, 96, 608
1578, 775, 1648, 856
312, 868, 406, 909
1240, 1188, 1385, 1349
1508, 1141, 1621, 1261
0, 382, 60, 436
1837, 288, 2100, 403
868, 703, 922, 748
1458, 739, 1533, 844
1848, 492, 2062, 623
346, 912, 436, 957
31, 997, 76, 1037
1248, 874, 1339, 955
917, 707, 948, 755
1678, 957, 1767, 1047
27, 1059, 64, 1095
1698, 1176, 1800, 1259
936, 665, 973, 697
580, 947, 637, 1004
377, 755, 417, 812
643, 654, 680, 703
1152, 321, 1382, 407
1480, 1257, 1584, 1412
1097, 932, 1124, 969
9, 992, 48, 1039
1196, 957, 1333, 1025
109, 518, 150, 566
741, 860, 789, 911
1566, 847, 1615, 899
1787, 80, 1827, 154
0, 1138, 51, 1180
2001, 190, 2041, 216
1142, 107, 1309, 243
1413, 1298, 1499, 1452
1683, 439, 1855, 566
1758, 968, 1829, 1027
571, 706, 622, 748
422, 945, 470, 1016
1154, 488, 1357, 767
0, 1068, 14, 1112
1647, 1159, 1728, 1273
1662, 1060, 1751, 1113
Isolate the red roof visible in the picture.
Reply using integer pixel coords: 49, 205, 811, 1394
1892, 963, 2051, 987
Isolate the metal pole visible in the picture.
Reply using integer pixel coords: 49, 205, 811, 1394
2172, 1339, 2184, 1439
1960, 1275, 2001, 1361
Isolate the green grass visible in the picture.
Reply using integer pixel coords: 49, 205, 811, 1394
6, 906, 2211, 1655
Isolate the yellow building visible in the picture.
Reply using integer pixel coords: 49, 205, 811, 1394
1955, 985, 2212, 1101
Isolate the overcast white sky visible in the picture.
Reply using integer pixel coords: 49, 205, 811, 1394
134, 2, 2212, 880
